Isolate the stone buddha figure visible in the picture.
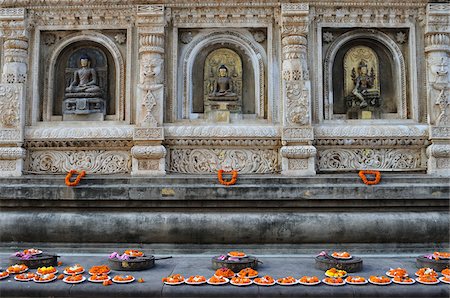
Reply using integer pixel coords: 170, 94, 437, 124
63, 54, 105, 118
208, 65, 237, 100
350, 60, 380, 108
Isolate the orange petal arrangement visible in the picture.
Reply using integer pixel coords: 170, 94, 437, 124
162, 274, 185, 284
358, 170, 381, 185
238, 267, 258, 278
433, 251, 450, 259
253, 275, 275, 286
393, 276, 415, 284
214, 267, 235, 278
325, 268, 347, 278
186, 275, 206, 284
64, 264, 84, 274
369, 275, 391, 285
345, 276, 367, 284
14, 273, 36, 281
88, 265, 110, 275
386, 267, 408, 277
65, 169, 86, 187
7, 264, 28, 274
230, 276, 252, 285
89, 274, 110, 282
34, 273, 56, 282
331, 251, 351, 259
217, 169, 238, 186
323, 277, 345, 285
416, 267, 438, 277
208, 275, 229, 284
299, 276, 320, 285
277, 276, 297, 285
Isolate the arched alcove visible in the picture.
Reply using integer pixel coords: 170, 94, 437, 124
53, 42, 115, 116
192, 45, 254, 114
324, 29, 407, 120
179, 30, 267, 120
44, 32, 125, 121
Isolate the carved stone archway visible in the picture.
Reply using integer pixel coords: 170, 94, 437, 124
324, 29, 407, 120
44, 31, 125, 121
179, 30, 267, 120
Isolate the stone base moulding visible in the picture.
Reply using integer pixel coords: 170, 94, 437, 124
427, 142, 450, 177
131, 145, 166, 176
280, 145, 316, 176
0, 147, 26, 177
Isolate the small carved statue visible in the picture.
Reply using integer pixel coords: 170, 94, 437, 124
351, 60, 378, 108
65, 54, 102, 94
63, 54, 105, 117
209, 65, 237, 98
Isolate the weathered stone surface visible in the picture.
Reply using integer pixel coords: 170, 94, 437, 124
0, 175, 447, 245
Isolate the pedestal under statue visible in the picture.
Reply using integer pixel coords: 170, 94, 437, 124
204, 49, 243, 123
63, 54, 105, 121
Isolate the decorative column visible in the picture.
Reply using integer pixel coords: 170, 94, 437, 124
131, 5, 166, 176
280, 4, 316, 176
425, 3, 450, 176
0, 8, 27, 177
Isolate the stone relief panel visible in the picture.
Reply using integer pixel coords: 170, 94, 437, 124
167, 148, 280, 174
317, 148, 425, 171
27, 150, 131, 174
0, 85, 20, 128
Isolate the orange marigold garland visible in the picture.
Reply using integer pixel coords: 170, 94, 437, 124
65, 169, 86, 187
218, 169, 238, 186
358, 170, 381, 185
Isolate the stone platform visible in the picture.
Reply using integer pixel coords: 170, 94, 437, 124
0, 252, 449, 298
0, 174, 448, 245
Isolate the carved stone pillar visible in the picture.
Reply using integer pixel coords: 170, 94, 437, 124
131, 5, 166, 176
0, 8, 28, 177
425, 3, 450, 176
280, 4, 316, 176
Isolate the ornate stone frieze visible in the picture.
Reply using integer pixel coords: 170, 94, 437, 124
0, 84, 20, 128
131, 145, 166, 159
282, 127, 314, 141
315, 138, 429, 147
285, 81, 309, 125
0, 147, 25, 159
427, 143, 450, 158
28, 6, 135, 27
164, 125, 280, 138
430, 126, 450, 139
280, 145, 316, 159
0, 129, 21, 141
0, 160, 16, 171
164, 138, 280, 147
133, 127, 164, 140
25, 126, 133, 140
167, 148, 279, 174
314, 125, 428, 138
312, 5, 426, 25
426, 3, 450, 34
171, 6, 274, 26
288, 159, 308, 170
317, 148, 425, 171
27, 150, 131, 174
25, 140, 133, 149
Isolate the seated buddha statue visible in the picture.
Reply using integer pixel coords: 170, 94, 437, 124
63, 54, 105, 116
208, 65, 237, 100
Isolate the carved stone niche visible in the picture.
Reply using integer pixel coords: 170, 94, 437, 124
55, 43, 114, 121
178, 29, 267, 121
41, 31, 126, 122
323, 29, 408, 120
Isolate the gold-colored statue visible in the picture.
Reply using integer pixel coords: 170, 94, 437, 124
343, 46, 381, 118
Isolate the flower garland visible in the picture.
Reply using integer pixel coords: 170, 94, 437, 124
217, 169, 238, 186
65, 169, 86, 187
358, 170, 381, 185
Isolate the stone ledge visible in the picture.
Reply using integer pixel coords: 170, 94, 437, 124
0, 254, 448, 298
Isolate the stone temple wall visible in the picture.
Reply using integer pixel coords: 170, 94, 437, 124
0, 0, 448, 177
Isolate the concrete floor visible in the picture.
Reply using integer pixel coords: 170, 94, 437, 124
0, 252, 449, 297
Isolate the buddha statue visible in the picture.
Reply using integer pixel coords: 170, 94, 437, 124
209, 65, 237, 99
63, 54, 105, 117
